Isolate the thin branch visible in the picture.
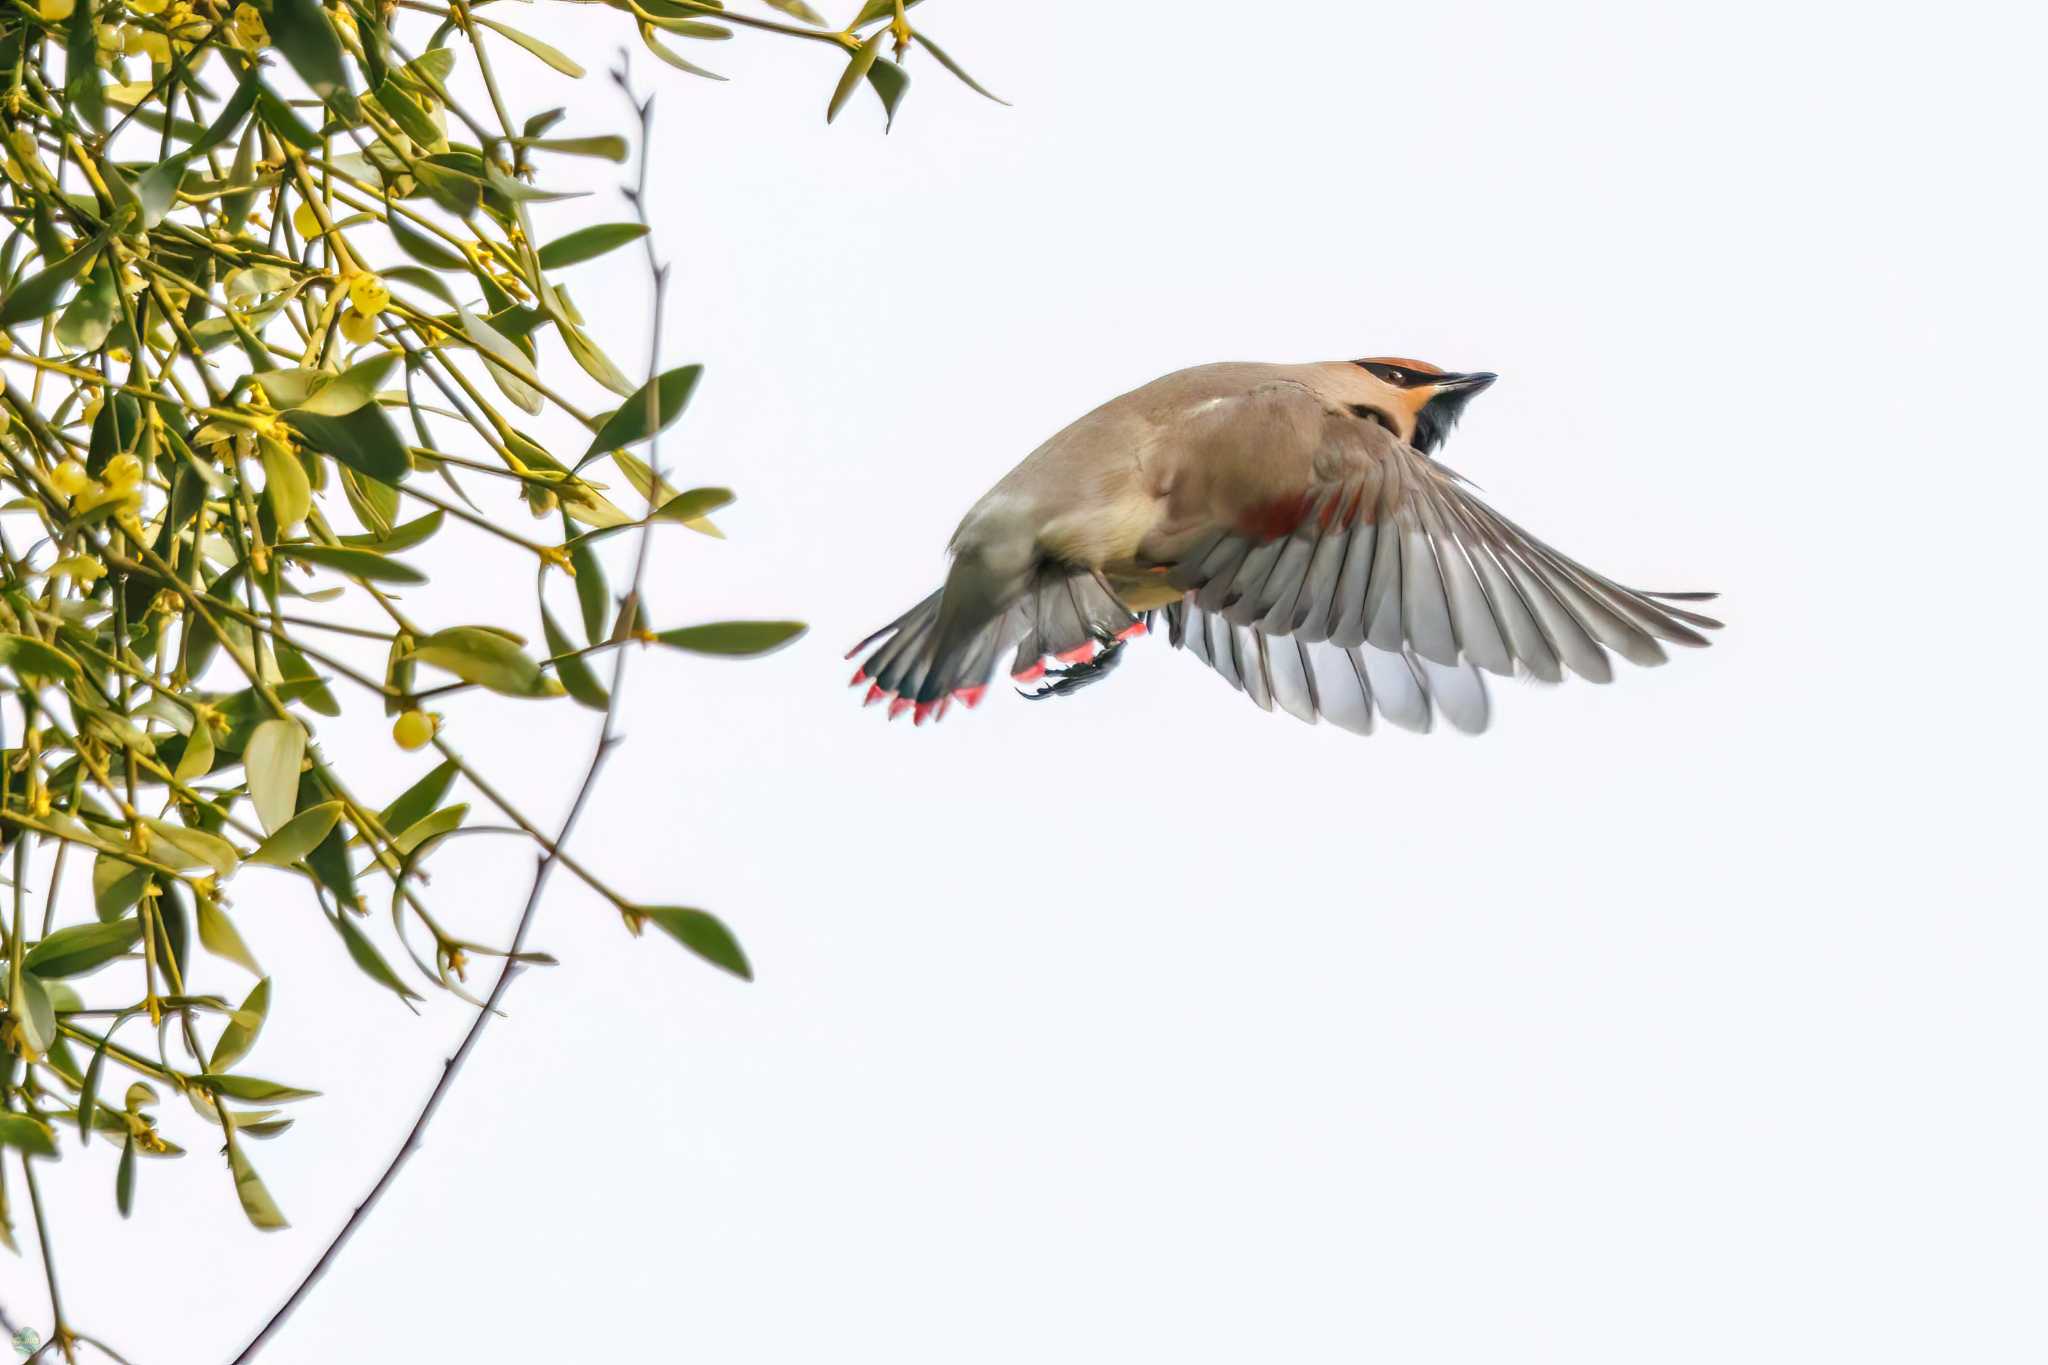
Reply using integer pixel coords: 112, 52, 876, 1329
226, 64, 674, 1364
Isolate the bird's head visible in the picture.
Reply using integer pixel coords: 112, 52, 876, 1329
1348, 357, 1497, 455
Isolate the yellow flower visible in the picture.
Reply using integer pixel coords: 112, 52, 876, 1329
339, 307, 377, 344
50, 554, 105, 583
138, 27, 171, 60
291, 199, 323, 238
346, 273, 390, 315
392, 710, 438, 750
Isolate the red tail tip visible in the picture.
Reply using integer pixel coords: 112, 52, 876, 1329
912, 700, 937, 726
955, 684, 987, 708
1114, 620, 1149, 642
1055, 640, 1098, 665
887, 697, 912, 721
849, 667, 869, 687
1013, 659, 1047, 684
864, 684, 887, 707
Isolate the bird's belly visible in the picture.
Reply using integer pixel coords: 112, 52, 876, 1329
1110, 571, 1188, 613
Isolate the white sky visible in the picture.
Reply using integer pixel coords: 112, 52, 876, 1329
10, 2, 2046, 1362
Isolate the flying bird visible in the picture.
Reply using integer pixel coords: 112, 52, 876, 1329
848, 358, 1718, 733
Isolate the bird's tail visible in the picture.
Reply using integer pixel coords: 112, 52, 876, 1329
848, 561, 1145, 724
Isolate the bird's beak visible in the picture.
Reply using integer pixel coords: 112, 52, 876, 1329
1433, 371, 1497, 395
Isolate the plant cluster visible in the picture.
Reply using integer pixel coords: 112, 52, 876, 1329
0, 0, 996, 1355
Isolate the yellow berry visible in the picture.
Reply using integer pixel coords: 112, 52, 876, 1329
346, 273, 389, 316
50, 460, 89, 496
338, 307, 377, 344
104, 452, 144, 488
291, 200, 322, 238
128, 0, 166, 14
392, 710, 437, 750
38, 0, 74, 21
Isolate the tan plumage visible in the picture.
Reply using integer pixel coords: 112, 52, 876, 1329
848, 358, 1718, 731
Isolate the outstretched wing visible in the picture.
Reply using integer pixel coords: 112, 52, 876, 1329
1153, 386, 1719, 734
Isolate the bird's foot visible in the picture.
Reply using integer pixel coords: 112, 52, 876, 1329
1019, 635, 1127, 700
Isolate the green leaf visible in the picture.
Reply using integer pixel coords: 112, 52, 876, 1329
79, 1030, 112, 1141
373, 76, 442, 147
913, 30, 1009, 105
341, 509, 443, 553
557, 316, 637, 397
379, 759, 457, 836
537, 223, 647, 271
655, 486, 735, 525
582, 364, 703, 460
0, 1115, 58, 1159
12, 974, 55, 1058
383, 265, 459, 307
66, 0, 106, 134
866, 56, 910, 131
639, 906, 752, 980
414, 154, 483, 218
329, 910, 423, 1003
827, 27, 887, 123
638, 23, 727, 81
197, 897, 262, 976
93, 854, 149, 921
228, 1140, 288, 1230
542, 603, 607, 711
391, 802, 466, 857
458, 306, 544, 415
210, 978, 273, 1072
294, 353, 397, 417
524, 136, 627, 162
191, 69, 262, 158
143, 818, 240, 877
475, 16, 586, 76
244, 718, 306, 835
174, 709, 216, 782
25, 918, 143, 979
655, 621, 807, 657
267, 0, 357, 117
412, 626, 561, 697
193, 1074, 320, 1104
251, 800, 344, 866
117, 1134, 138, 1216
288, 404, 414, 484
134, 154, 189, 230
254, 83, 323, 150
0, 632, 82, 681
53, 267, 118, 351
275, 542, 428, 584
571, 541, 609, 644
259, 435, 312, 530
0, 233, 105, 327
390, 216, 466, 272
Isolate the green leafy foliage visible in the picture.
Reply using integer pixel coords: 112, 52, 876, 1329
0, 0, 1001, 1343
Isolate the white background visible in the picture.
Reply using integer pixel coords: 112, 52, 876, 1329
10, 2, 2047, 1362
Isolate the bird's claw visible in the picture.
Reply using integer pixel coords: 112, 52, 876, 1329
1018, 635, 1127, 700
